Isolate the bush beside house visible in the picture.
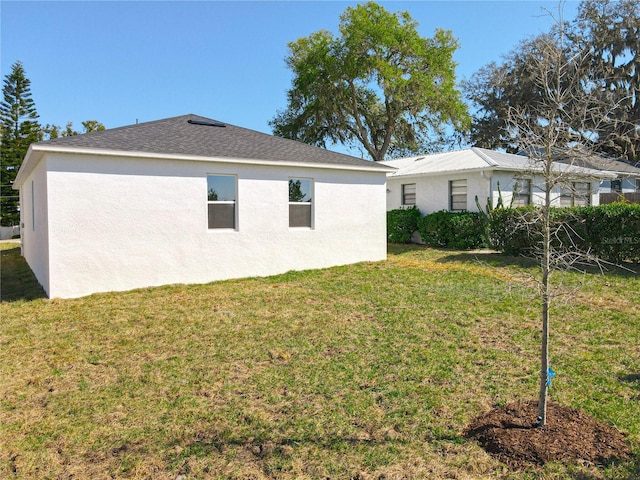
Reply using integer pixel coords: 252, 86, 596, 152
388, 203, 640, 263
387, 207, 422, 243
489, 203, 640, 263
387, 208, 488, 249
418, 211, 488, 249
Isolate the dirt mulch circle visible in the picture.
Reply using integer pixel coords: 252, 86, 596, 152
464, 400, 631, 469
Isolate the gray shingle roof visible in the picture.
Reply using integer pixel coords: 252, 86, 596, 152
32, 114, 390, 170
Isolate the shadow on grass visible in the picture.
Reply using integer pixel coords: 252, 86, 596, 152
622, 455, 640, 480
568, 454, 640, 480
166, 428, 638, 478
387, 243, 537, 269
620, 373, 640, 384
620, 373, 640, 402
1, 243, 46, 302
437, 250, 538, 269
388, 242, 639, 279
168, 430, 464, 468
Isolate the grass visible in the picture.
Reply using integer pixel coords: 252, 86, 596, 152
1, 242, 638, 479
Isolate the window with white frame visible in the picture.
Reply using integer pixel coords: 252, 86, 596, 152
560, 181, 591, 207
512, 179, 532, 207
402, 183, 416, 206
207, 175, 236, 229
289, 178, 313, 228
450, 179, 467, 211
573, 182, 591, 207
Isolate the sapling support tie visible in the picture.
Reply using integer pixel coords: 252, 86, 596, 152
546, 367, 556, 387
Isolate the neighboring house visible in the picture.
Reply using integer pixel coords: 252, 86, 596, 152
551, 151, 640, 202
381, 148, 615, 215
13, 114, 393, 299
518, 146, 640, 203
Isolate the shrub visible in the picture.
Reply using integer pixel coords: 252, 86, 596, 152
488, 203, 640, 263
488, 206, 540, 256
583, 203, 640, 263
418, 211, 489, 249
387, 207, 422, 243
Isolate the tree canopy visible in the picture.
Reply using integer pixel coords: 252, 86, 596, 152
573, 0, 639, 162
464, 0, 639, 163
270, 2, 469, 161
1, 61, 41, 226
42, 119, 106, 139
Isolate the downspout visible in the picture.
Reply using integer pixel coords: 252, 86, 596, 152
19, 187, 24, 256
479, 169, 493, 212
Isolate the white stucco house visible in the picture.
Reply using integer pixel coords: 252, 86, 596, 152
381, 148, 615, 214
13, 114, 393, 299
519, 147, 640, 200
554, 153, 640, 197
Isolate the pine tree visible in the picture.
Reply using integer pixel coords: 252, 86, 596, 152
1, 61, 41, 226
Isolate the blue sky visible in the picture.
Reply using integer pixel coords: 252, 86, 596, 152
2, 1, 579, 149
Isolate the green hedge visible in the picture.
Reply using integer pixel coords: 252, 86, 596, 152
488, 206, 540, 256
387, 207, 422, 243
387, 208, 488, 249
583, 203, 640, 263
387, 203, 640, 263
488, 203, 640, 263
418, 211, 489, 249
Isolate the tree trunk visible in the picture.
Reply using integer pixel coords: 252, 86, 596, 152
537, 183, 552, 427
538, 275, 550, 426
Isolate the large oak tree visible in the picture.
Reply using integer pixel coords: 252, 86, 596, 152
271, 2, 469, 161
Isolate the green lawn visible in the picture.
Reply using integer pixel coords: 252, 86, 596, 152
1, 242, 638, 479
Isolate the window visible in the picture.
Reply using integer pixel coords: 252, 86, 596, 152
207, 175, 236, 229
450, 179, 467, 211
573, 182, 591, 207
636, 178, 640, 192
560, 182, 591, 207
611, 179, 622, 193
289, 178, 313, 228
402, 183, 416, 206
512, 179, 531, 207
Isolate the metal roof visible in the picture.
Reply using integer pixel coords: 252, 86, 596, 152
519, 147, 640, 177
381, 147, 616, 179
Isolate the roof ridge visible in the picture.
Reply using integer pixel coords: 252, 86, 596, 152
471, 147, 499, 167
33, 114, 213, 146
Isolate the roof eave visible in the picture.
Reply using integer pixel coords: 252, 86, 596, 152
14, 145, 395, 180
387, 164, 616, 180
12, 144, 43, 189
387, 166, 494, 178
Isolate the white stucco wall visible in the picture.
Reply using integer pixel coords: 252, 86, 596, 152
19, 157, 50, 296
600, 177, 639, 194
386, 170, 602, 215
492, 172, 601, 207
386, 171, 490, 214
39, 152, 387, 298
